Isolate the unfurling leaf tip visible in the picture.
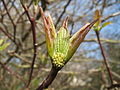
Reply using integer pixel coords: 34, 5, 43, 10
39, 7, 44, 18
62, 16, 69, 29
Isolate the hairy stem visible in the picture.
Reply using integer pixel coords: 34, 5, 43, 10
36, 66, 59, 90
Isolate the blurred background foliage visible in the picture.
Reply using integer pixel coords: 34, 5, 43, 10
0, 0, 120, 90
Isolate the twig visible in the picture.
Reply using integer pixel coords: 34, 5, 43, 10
21, 1, 37, 87
84, 38, 120, 44
107, 84, 120, 90
101, 0, 106, 15
36, 0, 49, 19
0, 27, 18, 46
16, 1, 33, 23
23, 41, 45, 51
95, 31, 113, 85
102, 11, 120, 22
111, 71, 120, 79
21, 38, 120, 52
2, 0, 17, 42
8, 52, 32, 64
21, 0, 47, 42
55, 0, 72, 27
0, 61, 27, 85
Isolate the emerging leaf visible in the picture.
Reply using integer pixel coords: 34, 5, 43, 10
0, 42, 10, 51
101, 21, 112, 29
40, 7, 56, 57
53, 24, 70, 68
94, 10, 101, 28
40, 7, 97, 69
32, 0, 40, 5
0, 40, 4, 45
65, 20, 98, 61
93, 10, 111, 31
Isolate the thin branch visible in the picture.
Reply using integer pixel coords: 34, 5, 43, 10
73, 58, 120, 65
1, 0, 17, 42
21, 1, 37, 87
0, 61, 27, 85
101, 0, 106, 15
102, 11, 120, 22
55, 0, 72, 27
8, 52, 32, 64
107, 84, 120, 90
21, 0, 47, 42
74, 11, 120, 23
111, 71, 120, 79
84, 38, 120, 44
0, 27, 18, 46
36, 0, 49, 20
95, 31, 113, 85
21, 38, 120, 52
23, 41, 46, 51
16, 1, 33, 23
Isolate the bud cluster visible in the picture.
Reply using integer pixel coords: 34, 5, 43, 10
52, 52, 65, 68
40, 7, 97, 69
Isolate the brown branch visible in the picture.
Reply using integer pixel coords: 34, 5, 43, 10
0, 61, 27, 85
2, 1, 13, 16
101, 0, 106, 15
0, 27, 18, 46
95, 31, 113, 85
107, 84, 120, 90
8, 52, 32, 64
111, 71, 120, 79
55, 0, 72, 27
16, 1, 33, 23
23, 41, 46, 51
74, 11, 120, 24
36, 66, 59, 90
0, 27, 14, 41
102, 11, 120, 22
84, 38, 120, 44
1, 0, 17, 42
36, 0, 49, 20
21, 1, 47, 42
22, 38, 120, 52
21, 1, 37, 87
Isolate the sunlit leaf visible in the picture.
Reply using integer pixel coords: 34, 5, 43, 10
102, 22, 112, 28
32, 0, 40, 5
0, 39, 4, 45
0, 43, 10, 51
94, 10, 101, 27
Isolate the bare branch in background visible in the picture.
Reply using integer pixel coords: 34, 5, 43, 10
95, 31, 113, 85
1, 0, 17, 42
20, 1, 37, 87
0, 0, 120, 90
0, 61, 27, 85
102, 11, 120, 22
55, 0, 72, 27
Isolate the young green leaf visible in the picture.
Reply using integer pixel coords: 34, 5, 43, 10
40, 7, 97, 69
0, 40, 4, 45
101, 21, 112, 28
0, 43, 10, 51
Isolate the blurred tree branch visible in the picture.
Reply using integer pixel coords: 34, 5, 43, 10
102, 11, 120, 22
0, 61, 27, 85
55, 0, 72, 27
